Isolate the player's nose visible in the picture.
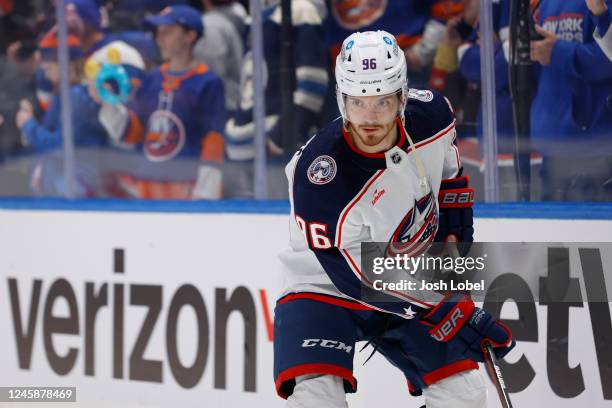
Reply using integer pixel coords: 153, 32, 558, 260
362, 107, 378, 120
363, 111, 379, 123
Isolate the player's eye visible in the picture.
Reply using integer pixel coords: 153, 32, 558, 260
375, 99, 392, 109
349, 99, 364, 108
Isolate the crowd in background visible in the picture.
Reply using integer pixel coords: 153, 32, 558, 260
0, 0, 610, 201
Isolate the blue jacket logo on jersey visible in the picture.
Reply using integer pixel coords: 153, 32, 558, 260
307, 155, 337, 185
331, 0, 387, 30
408, 89, 434, 103
386, 191, 438, 258
144, 110, 186, 162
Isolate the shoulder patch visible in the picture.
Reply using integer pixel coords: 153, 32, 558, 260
307, 155, 337, 185
407, 88, 434, 103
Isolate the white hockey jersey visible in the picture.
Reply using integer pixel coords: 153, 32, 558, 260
278, 87, 461, 318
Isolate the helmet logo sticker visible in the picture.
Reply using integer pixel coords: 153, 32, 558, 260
308, 155, 337, 185
383, 36, 392, 45
346, 40, 354, 50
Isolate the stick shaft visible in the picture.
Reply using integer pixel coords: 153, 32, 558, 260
483, 343, 514, 408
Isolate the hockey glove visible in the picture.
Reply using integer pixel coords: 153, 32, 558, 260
419, 293, 515, 362
434, 176, 474, 256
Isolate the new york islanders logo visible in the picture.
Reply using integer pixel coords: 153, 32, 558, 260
331, 0, 387, 30
542, 14, 584, 43
386, 191, 438, 258
144, 110, 186, 162
308, 155, 337, 185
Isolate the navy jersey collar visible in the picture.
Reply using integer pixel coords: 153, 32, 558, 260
339, 118, 411, 170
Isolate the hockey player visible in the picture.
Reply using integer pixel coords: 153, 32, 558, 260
275, 31, 514, 408
97, 5, 227, 199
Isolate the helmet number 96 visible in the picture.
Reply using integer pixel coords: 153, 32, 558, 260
362, 58, 377, 70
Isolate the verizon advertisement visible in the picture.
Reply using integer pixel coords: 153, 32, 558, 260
0, 210, 611, 407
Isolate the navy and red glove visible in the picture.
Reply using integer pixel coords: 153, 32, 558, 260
419, 293, 515, 362
435, 176, 474, 255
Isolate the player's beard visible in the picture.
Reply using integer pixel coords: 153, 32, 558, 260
349, 120, 398, 152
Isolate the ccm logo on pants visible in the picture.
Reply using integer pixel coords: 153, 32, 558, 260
301, 339, 353, 354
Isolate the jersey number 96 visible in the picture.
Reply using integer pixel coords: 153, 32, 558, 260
295, 215, 332, 249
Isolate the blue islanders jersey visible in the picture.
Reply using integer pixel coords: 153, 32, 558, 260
279, 87, 461, 318
111, 63, 227, 199
21, 84, 107, 151
325, 0, 464, 62
531, 0, 612, 156
20, 84, 108, 197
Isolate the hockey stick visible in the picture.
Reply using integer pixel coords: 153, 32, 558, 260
483, 342, 513, 408
444, 239, 513, 407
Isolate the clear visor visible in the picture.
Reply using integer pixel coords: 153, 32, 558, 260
343, 90, 402, 115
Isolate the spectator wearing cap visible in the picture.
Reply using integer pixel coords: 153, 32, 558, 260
15, 30, 108, 197
18, 31, 90, 144
65, 0, 105, 53
98, 5, 227, 200
144, 5, 205, 69
586, 0, 612, 60
194, 0, 248, 114
64, 0, 159, 61
34, 0, 106, 112
67, 0, 161, 65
